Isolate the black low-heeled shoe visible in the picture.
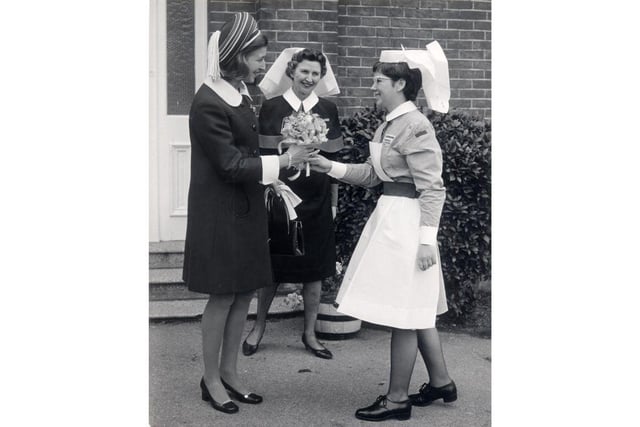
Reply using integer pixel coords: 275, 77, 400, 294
242, 331, 263, 356
409, 381, 457, 407
220, 378, 263, 404
355, 395, 412, 422
301, 334, 333, 359
200, 378, 239, 414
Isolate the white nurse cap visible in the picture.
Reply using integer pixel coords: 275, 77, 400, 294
259, 47, 340, 99
379, 41, 451, 113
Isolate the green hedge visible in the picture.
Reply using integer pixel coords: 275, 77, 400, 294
323, 107, 491, 317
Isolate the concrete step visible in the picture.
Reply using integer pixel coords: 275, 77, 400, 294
149, 241, 184, 269
149, 241, 304, 319
149, 267, 183, 284
150, 252, 184, 269
150, 291, 303, 320
150, 267, 302, 301
149, 268, 199, 301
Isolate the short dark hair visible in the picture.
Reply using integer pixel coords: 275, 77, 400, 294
285, 49, 327, 80
372, 62, 422, 101
220, 33, 268, 80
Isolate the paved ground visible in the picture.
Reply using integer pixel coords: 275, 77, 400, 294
150, 316, 491, 427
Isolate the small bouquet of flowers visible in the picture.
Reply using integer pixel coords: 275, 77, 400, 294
278, 111, 329, 180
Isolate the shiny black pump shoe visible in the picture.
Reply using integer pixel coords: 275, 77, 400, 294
242, 331, 263, 356
220, 377, 263, 404
200, 378, 239, 414
355, 395, 412, 422
301, 334, 333, 359
409, 381, 457, 407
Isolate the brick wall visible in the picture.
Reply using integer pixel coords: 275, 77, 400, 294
337, 0, 491, 118
207, 0, 491, 118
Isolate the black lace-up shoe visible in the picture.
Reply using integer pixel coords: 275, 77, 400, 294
355, 395, 411, 422
409, 381, 457, 407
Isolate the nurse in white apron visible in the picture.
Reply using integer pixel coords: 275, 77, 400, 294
309, 42, 457, 423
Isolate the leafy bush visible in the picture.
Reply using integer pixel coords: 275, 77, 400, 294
322, 107, 491, 317
431, 110, 491, 316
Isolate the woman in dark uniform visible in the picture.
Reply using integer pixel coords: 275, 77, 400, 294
183, 13, 313, 414
242, 49, 343, 359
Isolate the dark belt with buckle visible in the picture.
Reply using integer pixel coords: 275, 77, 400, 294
382, 182, 419, 198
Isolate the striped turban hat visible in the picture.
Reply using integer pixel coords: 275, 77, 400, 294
207, 12, 262, 81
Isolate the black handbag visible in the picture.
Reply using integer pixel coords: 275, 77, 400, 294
264, 186, 305, 256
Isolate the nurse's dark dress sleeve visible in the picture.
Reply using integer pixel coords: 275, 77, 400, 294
191, 101, 262, 183
258, 98, 295, 180
322, 101, 344, 162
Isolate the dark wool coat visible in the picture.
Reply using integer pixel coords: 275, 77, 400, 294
182, 84, 272, 295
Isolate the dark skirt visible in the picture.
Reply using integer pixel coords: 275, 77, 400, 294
270, 166, 336, 283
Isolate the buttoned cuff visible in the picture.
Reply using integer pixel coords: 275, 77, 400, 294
419, 226, 438, 245
328, 161, 347, 179
260, 155, 280, 185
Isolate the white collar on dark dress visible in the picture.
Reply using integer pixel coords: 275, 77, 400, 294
204, 77, 251, 107
282, 88, 319, 112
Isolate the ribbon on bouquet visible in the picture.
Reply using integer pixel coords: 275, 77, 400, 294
277, 139, 313, 180
272, 179, 302, 220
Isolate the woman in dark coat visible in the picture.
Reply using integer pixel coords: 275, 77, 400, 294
242, 48, 343, 359
182, 13, 313, 415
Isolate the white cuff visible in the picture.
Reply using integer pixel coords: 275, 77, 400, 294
260, 155, 280, 185
327, 161, 347, 179
419, 226, 438, 245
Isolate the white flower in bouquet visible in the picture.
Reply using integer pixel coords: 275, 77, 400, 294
278, 111, 329, 180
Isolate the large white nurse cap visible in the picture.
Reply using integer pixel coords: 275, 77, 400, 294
259, 47, 340, 99
379, 41, 450, 113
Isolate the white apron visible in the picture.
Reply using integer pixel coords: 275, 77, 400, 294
335, 143, 447, 329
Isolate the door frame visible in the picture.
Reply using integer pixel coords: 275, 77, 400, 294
150, 0, 208, 242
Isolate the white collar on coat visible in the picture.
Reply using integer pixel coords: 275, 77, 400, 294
283, 87, 319, 112
385, 101, 417, 122
204, 77, 252, 107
